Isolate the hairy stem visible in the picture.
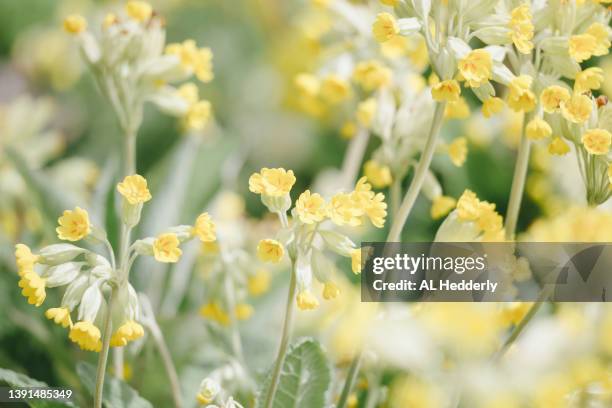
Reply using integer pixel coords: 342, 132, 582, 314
149, 319, 183, 408
504, 114, 531, 240
341, 128, 369, 189
94, 287, 117, 408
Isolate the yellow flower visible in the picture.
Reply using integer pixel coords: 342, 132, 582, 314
199, 302, 230, 326
153, 233, 182, 263
351, 248, 361, 274
431, 80, 461, 102
322, 281, 340, 300
507, 75, 536, 112
320, 75, 351, 104
477, 202, 503, 234
582, 129, 612, 155
295, 190, 327, 224
328, 193, 363, 227
165, 40, 214, 83
249, 168, 296, 197
444, 97, 470, 119
548, 137, 570, 156
569, 34, 597, 63
585, 22, 611, 56
177, 83, 199, 104
509, 4, 534, 54
351, 177, 387, 228
352, 60, 392, 91
526, 118, 552, 140
458, 49, 492, 88
380, 0, 399, 5
117, 174, 152, 205
125, 1, 153, 22
185, 100, 212, 130
560, 93, 592, 123
340, 121, 357, 139
574, 67, 604, 93
69, 321, 102, 352
257, 239, 284, 263
248, 269, 271, 296
431, 195, 456, 220
63, 14, 87, 34
18, 272, 46, 307
45, 307, 72, 328
110, 321, 144, 347
192, 213, 216, 242
363, 160, 392, 188
447, 137, 468, 166
15, 244, 39, 277
57, 207, 91, 241
296, 290, 319, 310
500, 303, 533, 327
540, 85, 570, 113
294, 73, 320, 97
372, 12, 399, 43
102, 13, 118, 29
482, 97, 504, 118
456, 189, 481, 221
235, 303, 253, 320
356, 98, 377, 127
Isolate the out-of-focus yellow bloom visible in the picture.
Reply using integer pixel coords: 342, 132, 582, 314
444, 97, 470, 119
296, 290, 319, 310
532, 374, 574, 408
379, 0, 399, 5
560, 93, 592, 123
507, 75, 536, 112
192, 213, 216, 242
540, 85, 570, 113
582, 128, 611, 155
329, 193, 363, 227
177, 83, 199, 104
548, 137, 570, 155
153, 233, 182, 263
482, 97, 504, 117
526, 118, 552, 140
356, 98, 377, 127
322, 281, 340, 300
249, 168, 296, 197
110, 321, 144, 347
569, 33, 597, 62
509, 4, 534, 54
380, 35, 409, 59
295, 190, 327, 224
235, 303, 253, 320
125, 1, 153, 22
574, 67, 604, 93
430, 195, 456, 220
458, 49, 492, 88
256, 239, 284, 263
57, 207, 91, 241
499, 302, 532, 327
18, 272, 46, 307
431, 80, 460, 102
350, 248, 361, 274
523, 207, 612, 242
340, 121, 357, 139
117, 175, 152, 205
102, 13, 118, 29
447, 137, 467, 166
200, 302, 230, 326
372, 12, 399, 43
390, 376, 445, 408
45, 307, 72, 328
69, 321, 102, 352
320, 75, 351, 104
248, 269, 271, 296
352, 60, 392, 91
15, 244, 39, 277
363, 160, 392, 188
165, 40, 214, 83
353, 178, 387, 228
294, 73, 320, 97
185, 100, 212, 130
63, 15, 87, 34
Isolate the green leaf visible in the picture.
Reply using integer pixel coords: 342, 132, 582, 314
76, 362, 152, 408
0, 367, 77, 407
255, 338, 331, 408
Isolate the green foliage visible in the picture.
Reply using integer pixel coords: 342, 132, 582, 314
0, 367, 76, 408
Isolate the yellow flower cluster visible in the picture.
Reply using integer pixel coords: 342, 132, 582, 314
176, 83, 213, 131
352, 60, 392, 91
117, 174, 152, 205
329, 177, 387, 228
458, 49, 492, 88
568, 23, 610, 63
363, 160, 392, 188
507, 75, 536, 112
456, 190, 505, 241
165, 40, 214, 83
508, 4, 534, 54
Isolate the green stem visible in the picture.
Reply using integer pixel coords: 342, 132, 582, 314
504, 113, 531, 240
149, 319, 183, 408
336, 350, 362, 408
93, 286, 117, 408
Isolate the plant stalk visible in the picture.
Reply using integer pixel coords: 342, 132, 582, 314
150, 320, 183, 408
94, 286, 117, 408
336, 350, 362, 408
504, 114, 531, 240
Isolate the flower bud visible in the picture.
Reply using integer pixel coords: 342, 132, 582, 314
168, 225, 194, 242
319, 230, 355, 257
121, 201, 143, 228
196, 378, 220, 405
43, 262, 85, 288
397, 17, 421, 36
133, 238, 155, 256
261, 194, 292, 214
39, 244, 86, 265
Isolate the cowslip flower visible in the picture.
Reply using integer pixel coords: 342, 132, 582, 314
69, 321, 102, 352
482, 97, 504, 118
196, 379, 220, 405
199, 302, 230, 326
117, 174, 152, 205
356, 98, 377, 127
45, 307, 72, 328
456, 190, 481, 221
363, 160, 392, 189
165, 40, 214, 83
507, 75, 536, 112
235, 303, 254, 320
249, 168, 296, 197
431, 80, 461, 102
350, 249, 361, 274
322, 281, 340, 300
548, 137, 570, 156
110, 320, 145, 347
15, 244, 39, 276
192, 213, 216, 242
540, 85, 570, 113
372, 12, 399, 43
63, 14, 86, 34
153, 233, 182, 263
458, 49, 492, 88
328, 193, 363, 227
320, 75, 351, 104
184, 100, 212, 130
247, 269, 271, 296
295, 190, 327, 224
296, 290, 319, 310
431, 196, 456, 220
582, 129, 612, 155
379, 0, 399, 5
352, 60, 392, 91
56, 207, 91, 241
447, 137, 467, 167
18, 272, 47, 306
574, 67, 604, 93
569, 34, 597, 63
445, 98, 470, 119
526, 118, 552, 140
294, 73, 320, 97
586, 22, 611, 56
561, 94, 592, 124
257, 239, 284, 263
125, 1, 153, 22
509, 4, 534, 54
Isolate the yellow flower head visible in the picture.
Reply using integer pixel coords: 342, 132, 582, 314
444, 98, 470, 119
63, 14, 87, 34
586, 22, 611, 56
322, 281, 340, 300
561, 93, 592, 123
574, 67, 604, 94
110, 320, 144, 347
125, 1, 153, 22
482, 97, 504, 118
526, 118, 552, 140
373, 12, 399, 43
352, 60, 392, 91
18, 272, 46, 307
15, 244, 39, 277
458, 49, 492, 88
340, 121, 357, 140
235, 303, 254, 320
569, 34, 597, 63
69, 321, 102, 352
328, 193, 363, 227
320, 75, 351, 104
294, 73, 320, 97
249, 168, 296, 197
507, 75, 536, 112
165, 40, 214, 83
296, 290, 319, 310
431, 195, 456, 220
351, 177, 387, 228
248, 269, 271, 296
257, 239, 284, 263
431, 80, 461, 102
548, 137, 570, 156
185, 100, 212, 130
192, 213, 216, 242
509, 4, 534, 54
448, 137, 468, 167
295, 190, 327, 224
117, 174, 152, 205
582, 129, 612, 155
350, 248, 362, 274
153, 233, 182, 263
456, 189, 481, 221
540, 85, 570, 113
56, 207, 91, 241
45, 307, 73, 328
363, 160, 392, 188
199, 302, 230, 326
356, 98, 377, 127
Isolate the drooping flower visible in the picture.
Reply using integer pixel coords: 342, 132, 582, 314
540, 85, 570, 113
482, 97, 504, 118
249, 168, 296, 197
256, 239, 284, 263
431, 196, 456, 220
247, 269, 271, 296
56, 207, 91, 241
372, 12, 399, 43
431, 80, 461, 102
456, 190, 481, 221
45, 307, 72, 328
569, 34, 597, 63
110, 320, 145, 347
165, 40, 214, 83
508, 4, 534, 54
117, 175, 152, 205
184, 100, 212, 130
586, 22, 611, 56
526, 118, 552, 140
363, 160, 392, 188
356, 98, 377, 127
63, 14, 86, 34
322, 281, 340, 300
296, 290, 319, 310
235, 303, 254, 320
548, 138, 570, 156
18, 272, 46, 307
352, 60, 392, 91
294, 73, 320, 97
458, 49, 492, 88
199, 302, 230, 326
574, 67, 604, 93
125, 1, 153, 22
295, 190, 327, 224
15, 244, 39, 276
560, 94, 592, 123
320, 75, 351, 104
448, 137, 468, 167
153, 233, 182, 263
507, 75, 536, 112
69, 321, 102, 352
192, 213, 216, 242
582, 129, 612, 155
